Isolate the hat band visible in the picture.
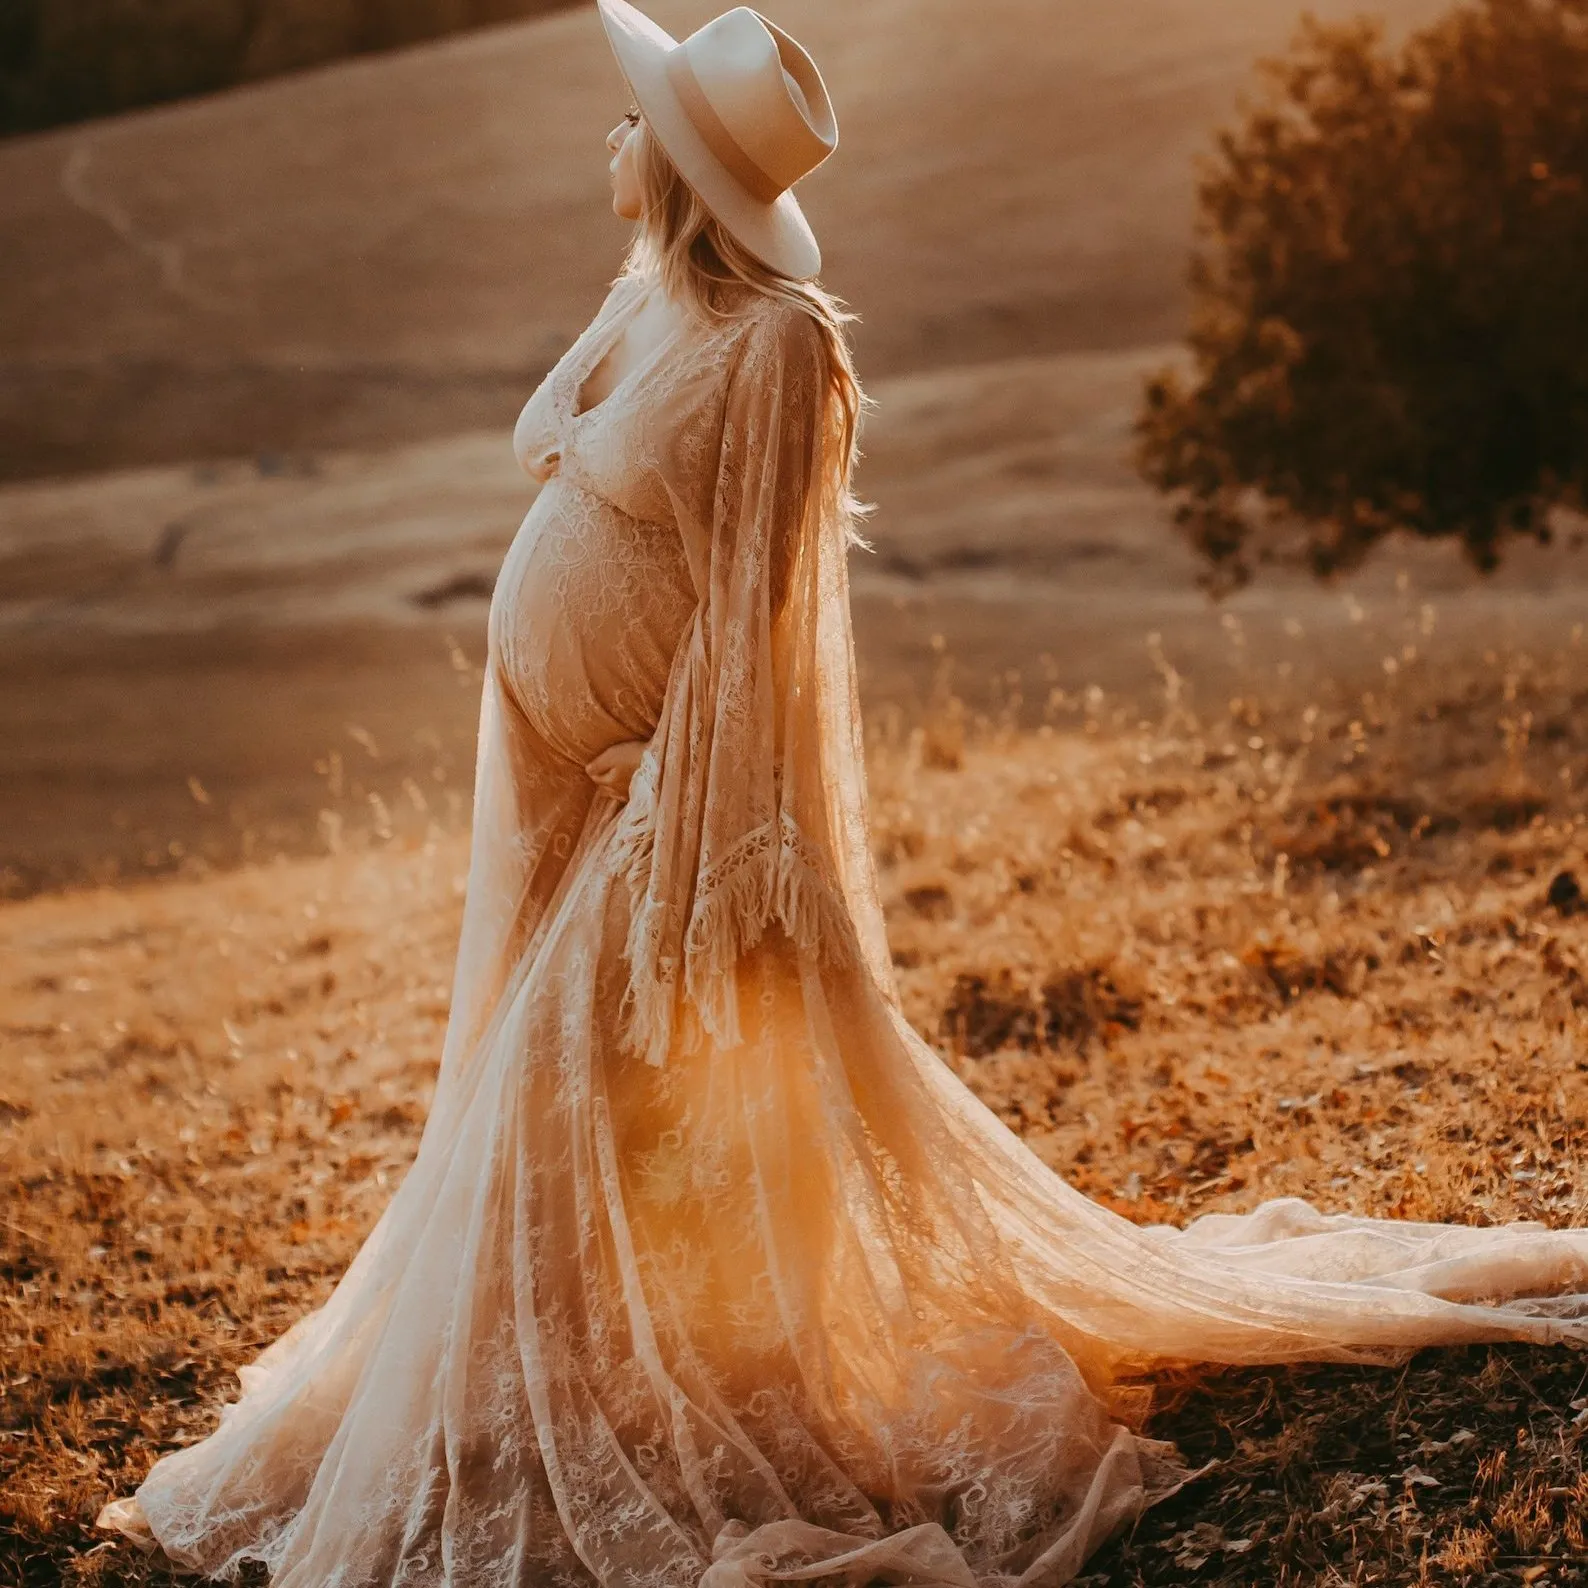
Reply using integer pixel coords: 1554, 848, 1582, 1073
665, 50, 786, 207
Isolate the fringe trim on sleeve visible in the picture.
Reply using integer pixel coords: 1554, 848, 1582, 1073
615, 802, 859, 1069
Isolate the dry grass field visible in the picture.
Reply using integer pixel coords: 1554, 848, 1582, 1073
4, 623, 1588, 1587
6, 3, 1588, 1583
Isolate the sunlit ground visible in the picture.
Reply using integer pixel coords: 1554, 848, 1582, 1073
4, 629, 1587, 1586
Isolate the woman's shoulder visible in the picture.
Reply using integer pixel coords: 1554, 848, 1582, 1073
720, 290, 825, 377
644, 283, 825, 411
729, 287, 821, 337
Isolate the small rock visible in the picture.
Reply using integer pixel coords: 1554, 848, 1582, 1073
153, 523, 186, 569
410, 571, 497, 610
902, 883, 954, 921
1546, 870, 1583, 916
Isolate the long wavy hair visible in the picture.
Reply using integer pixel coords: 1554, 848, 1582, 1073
620, 118, 871, 547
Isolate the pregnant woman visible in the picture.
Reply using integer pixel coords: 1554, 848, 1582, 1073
100, 3, 1588, 1583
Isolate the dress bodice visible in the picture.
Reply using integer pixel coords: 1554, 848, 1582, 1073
493, 273, 730, 767
514, 273, 702, 530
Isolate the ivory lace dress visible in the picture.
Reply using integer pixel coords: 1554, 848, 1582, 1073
101, 269, 1588, 1587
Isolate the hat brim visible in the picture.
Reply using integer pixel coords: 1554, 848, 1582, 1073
595, 0, 822, 280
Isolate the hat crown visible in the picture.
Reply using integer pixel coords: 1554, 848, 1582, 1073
670, 8, 836, 199
595, 0, 830, 277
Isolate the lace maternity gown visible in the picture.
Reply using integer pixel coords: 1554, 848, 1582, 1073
101, 269, 1588, 1588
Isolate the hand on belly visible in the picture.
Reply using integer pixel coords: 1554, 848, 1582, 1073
585, 738, 649, 800
526, 449, 562, 485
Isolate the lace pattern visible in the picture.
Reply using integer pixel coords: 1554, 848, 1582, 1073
100, 264, 1588, 1588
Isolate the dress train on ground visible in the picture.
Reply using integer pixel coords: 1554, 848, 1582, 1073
98, 272, 1588, 1588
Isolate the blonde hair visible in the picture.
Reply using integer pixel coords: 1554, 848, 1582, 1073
621, 119, 871, 547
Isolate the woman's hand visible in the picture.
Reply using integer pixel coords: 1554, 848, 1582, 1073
585, 738, 649, 801
525, 448, 562, 485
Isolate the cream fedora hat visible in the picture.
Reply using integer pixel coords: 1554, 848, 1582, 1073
595, 0, 837, 279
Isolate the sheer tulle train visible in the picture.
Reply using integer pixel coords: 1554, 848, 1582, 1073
98, 272, 1588, 1588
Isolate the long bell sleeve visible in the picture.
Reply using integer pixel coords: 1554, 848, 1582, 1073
614, 299, 871, 1066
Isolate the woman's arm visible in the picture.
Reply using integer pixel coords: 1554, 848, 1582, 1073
613, 299, 858, 1065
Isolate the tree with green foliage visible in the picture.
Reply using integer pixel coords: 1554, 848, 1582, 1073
1136, 0, 1588, 592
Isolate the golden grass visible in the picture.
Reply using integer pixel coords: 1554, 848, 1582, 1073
3, 628, 1587, 1586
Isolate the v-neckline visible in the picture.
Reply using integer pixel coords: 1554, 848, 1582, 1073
572, 281, 670, 423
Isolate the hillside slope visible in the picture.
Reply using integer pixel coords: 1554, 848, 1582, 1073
3, 341, 1582, 898
0, 0, 1447, 478
1, 0, 572, 136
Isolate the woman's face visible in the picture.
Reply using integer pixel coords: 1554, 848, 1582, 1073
607, 109, 643, 221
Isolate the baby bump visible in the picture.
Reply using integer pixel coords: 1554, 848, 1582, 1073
490, 479, 697, 764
